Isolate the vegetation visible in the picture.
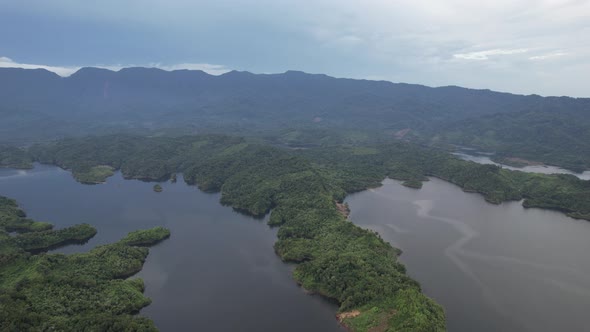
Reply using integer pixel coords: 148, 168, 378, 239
0, 197, 52, 234
0, 194, 169, 330
0, 146, 32, 169
153, 184, 163, 192
120, 227, 170, 246
402, 179, 423, 189
74, 165, 115, 184
12, 223, 96, 253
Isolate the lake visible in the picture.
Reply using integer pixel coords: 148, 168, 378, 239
453, 152, 590, 180
346, 178, 590, 332
0, 164, 344, 332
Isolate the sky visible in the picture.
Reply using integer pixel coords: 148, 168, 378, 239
0, 0, 588, 97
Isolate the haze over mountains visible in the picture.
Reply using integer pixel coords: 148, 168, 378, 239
1, 67, 589, 170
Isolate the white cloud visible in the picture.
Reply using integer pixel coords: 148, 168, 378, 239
0, 56, 79, 76
150, 63, 230, 75
0, 57, 230, 77
529, 51, 568, 60
453, 49, 529, 60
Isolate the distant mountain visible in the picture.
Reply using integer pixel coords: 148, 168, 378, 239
0, 67, 589, 170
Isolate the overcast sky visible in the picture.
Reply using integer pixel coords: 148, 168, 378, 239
1, 0, 588, 97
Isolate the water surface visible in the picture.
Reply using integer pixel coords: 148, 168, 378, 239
0, 165, 344, 332
346, 178, 590, 332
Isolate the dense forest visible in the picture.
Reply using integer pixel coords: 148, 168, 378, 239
3, 133, 589, 331
27, 133, 590, 221
0, 146, 33, 169
0, 195, 170, 330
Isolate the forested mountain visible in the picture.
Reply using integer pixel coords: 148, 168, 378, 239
1, 67, 589, 170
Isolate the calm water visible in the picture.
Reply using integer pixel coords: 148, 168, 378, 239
453, 152, 590, 180
0, 165, 344, 332
346, 178, 590, 332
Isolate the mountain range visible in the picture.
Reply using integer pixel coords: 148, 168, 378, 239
0, 67, 589, 170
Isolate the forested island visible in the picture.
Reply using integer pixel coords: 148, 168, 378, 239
2, 133, 589, 331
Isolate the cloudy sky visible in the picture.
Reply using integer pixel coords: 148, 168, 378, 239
1, 0, 588, 97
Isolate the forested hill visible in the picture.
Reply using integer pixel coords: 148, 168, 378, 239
0, 67, 586, 136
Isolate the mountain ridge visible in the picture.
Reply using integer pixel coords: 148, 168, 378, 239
0, 66, 589, 170
4, 66, 587, 99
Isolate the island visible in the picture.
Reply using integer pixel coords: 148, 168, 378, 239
120, 227, 171, 246
153, 184, 163, 192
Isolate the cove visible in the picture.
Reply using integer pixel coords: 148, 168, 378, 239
0, 165, 344, 332
346, 177, 590, 332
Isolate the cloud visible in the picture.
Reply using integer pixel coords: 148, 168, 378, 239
0, 57, 230, 77
0, 56, 79, 76
529, 52, 568, 61
150, 63, 230, 75
453, 49, 529, 61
